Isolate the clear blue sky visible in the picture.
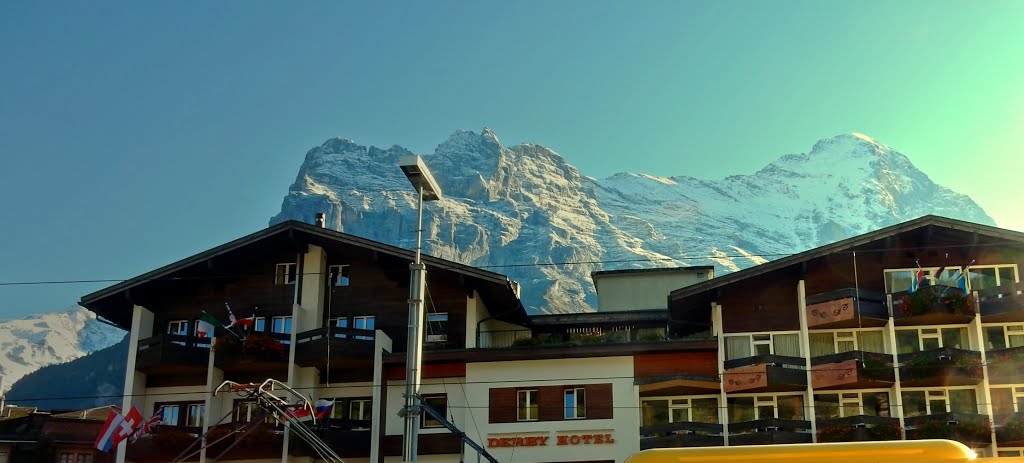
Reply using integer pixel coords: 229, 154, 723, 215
2, 1, 1023, 318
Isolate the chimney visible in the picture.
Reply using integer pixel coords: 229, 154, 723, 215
315, 212, 325, 228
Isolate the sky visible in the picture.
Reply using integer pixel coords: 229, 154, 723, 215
1, 1, 1023, 319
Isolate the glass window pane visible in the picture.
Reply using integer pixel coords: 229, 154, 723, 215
948, 389, 977, 414
809, 333, 835, 358
421, 396, 446, 428
970, 268, 998, 291
922, 337, 941, 351
1000, 267, 1018, 286
929, 397, 948, 414
857, 331, 886, 353
777, 395, 804, 420
815, 394, 840, 420
725, 336, 752, 360
887, 270, 913, 293
773, 334, 801, 357
941, 328, 967, 349
896, 330, 920, 354
902, 392, 927, 417
728, 397, 755, 423
986, 326, 1007, 350
642, 400, 668, 427
862, 392, 890, 417
670, 407, 688, 423
691, 398, 718, 424
992, 388, 1014, 415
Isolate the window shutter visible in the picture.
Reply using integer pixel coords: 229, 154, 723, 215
488, 388, 517, 423
585, 383, 614, 419
538, 386, 564, 421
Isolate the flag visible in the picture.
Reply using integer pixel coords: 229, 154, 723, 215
129, 408, 164, 443
225, 303, 256, 329
314, 399, 335, 418
201, 310, 241, 340
909, 263, 925, 294
284, 406, 313, 423
196, 320, 215, 338
111, 406, 143, 448
95, 411, 125, 452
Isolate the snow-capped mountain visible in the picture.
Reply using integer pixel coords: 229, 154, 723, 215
0, 306, 125, 395
272, 130, 992, 314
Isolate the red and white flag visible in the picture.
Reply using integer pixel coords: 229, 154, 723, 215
283, 406, 313, 423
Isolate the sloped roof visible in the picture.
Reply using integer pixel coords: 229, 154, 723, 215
81, 220, 525, 327
50, 405, 120, 421
670, 215, 1024, 303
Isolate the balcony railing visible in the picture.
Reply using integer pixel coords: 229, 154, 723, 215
904, 412, 992, 447
125, 425, 202, 462
806, 288, 888, 329
476, 328, 714, 349
816, 416, 902, 442
723, 355, 806, 393
995, 412, 1024, 447
810, 351, 895, 389
640, 421, 724, 449
293, 326, 376, 372
135, 334, 211, 373
977, 281, 1024, 320
987, 345, 1024, 384
897, 348, 983, 387
290, 419, 372, 458
477, 329, 533, 348
213, 332, 291, 372
728, 418, 812, 445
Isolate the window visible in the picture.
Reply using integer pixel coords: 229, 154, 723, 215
271, 316, 292, 334
235, 401, 275, 423
275, 263, 297, 285
984, 324, 1024, 350
168, 320, 190, 335
728, 394, 804, 422
518, 390, 538, 421
564, 387, 586, 419
641, 397, 719, 427
427, 313, 448, 343
895, 327, 969, 353
186, 403, 205, 428
968, 265, 1019, 291
885, 267, 963, 293
809, 330, 886, 357
901, 388, 978, 417
58, 454, 93, 463
724, 332, 801, 360
349, 398, 372, 423
421, 395, 447, 428
991, 387, 1024, 415
324, 397, 373, 426
353, 315, 374, 340
328, 265, 351, 287
815, 392, 890, 420
252, 316, 267, 333
158, 404, 180, 425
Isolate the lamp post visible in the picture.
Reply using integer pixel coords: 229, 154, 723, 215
398, 155, 443, 463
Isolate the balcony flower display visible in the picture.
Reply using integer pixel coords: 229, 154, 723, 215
901, 351, 982, 380
897, 287, 975, 316
817, 421, 902, 443
214, 333, 287, 359
911, 416, 992, 445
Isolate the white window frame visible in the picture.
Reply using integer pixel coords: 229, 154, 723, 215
517, 389, 539, 421
884, 264, 1019, 294
967, 264, 1020, 290
900, 386, 979, 416
328, 264, 350, 287
989, 386, 1024, 414
814, 389, 891, 418
185, 403, 205, 428
349, 398, 372, 426
640, 395, 720, 425
426, 312, 448, 343
167, 319, 189, 336
724, 330, 803, 359
894, 324, 973, 352
728, 392, 805, 420
159, 404, 180, 425
353, 315, 374, 340
271, 316, 292, 334
275, 262, 297, 285
982, 323, 1024, 351
808, 328, 889, 356
421, 395, 447, 428
565, 387, 586, 419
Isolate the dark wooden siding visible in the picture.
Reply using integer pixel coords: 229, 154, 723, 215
720, 273, 801, 333
634, 352, 718, 379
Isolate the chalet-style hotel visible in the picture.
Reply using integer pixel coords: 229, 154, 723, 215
81, 215, 1024, 463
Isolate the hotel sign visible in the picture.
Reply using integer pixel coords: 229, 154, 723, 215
487, 432, 615, 447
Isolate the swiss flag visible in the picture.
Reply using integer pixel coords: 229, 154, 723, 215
112, 406, 144, 446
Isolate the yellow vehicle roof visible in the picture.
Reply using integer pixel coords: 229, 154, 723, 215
626, 440, 975, 463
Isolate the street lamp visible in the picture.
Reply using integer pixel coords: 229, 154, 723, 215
398, 155, 442, 463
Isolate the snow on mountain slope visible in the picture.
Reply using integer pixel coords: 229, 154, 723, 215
0, 306, 125, 394
271, 130, 994, 314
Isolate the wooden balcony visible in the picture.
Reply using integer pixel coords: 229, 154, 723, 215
723, 355, 806, 393
897, 348, 983, 387
987, 346, 1024, 384
640, 421, 724, 449
135, 335, 210, 386
978, 281, 1024, 322
816, 416, 902, 442
810, 351, 895, 390
806, 289, 888, 329
294, 327, 377, 381
125, 425, 201, 462
995, 413, 1024, 447
213, 332, 290, 377
904, 413, 992, 447
890, 286, 977, 326
290, 419, 372, 458
205, 423, 284, 460
728, 418, 812, 445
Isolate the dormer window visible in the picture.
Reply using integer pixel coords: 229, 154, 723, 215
275, 263, 297, 285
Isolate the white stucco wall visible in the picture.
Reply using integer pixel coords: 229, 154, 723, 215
594, 270, 712, 312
